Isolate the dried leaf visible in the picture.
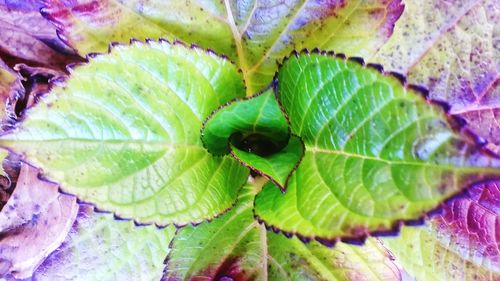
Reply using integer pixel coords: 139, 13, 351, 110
0, 164, 78, 279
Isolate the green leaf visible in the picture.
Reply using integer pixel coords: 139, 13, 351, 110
0, 40, 249, 226
202, 87, 289, 156
163, 182, 267, 281
32, 205, 176, 281
254, 52, 500, 241
43, 0, 404, 94
202, 87, 302, 189
164, 180, 401, 281
231, 136, 304, 191
267, 236, 401, 281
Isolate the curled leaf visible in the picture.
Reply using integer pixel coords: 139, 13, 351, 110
202, 86, 289, 156
202, 86, 303, 189
231, 136, 304, 191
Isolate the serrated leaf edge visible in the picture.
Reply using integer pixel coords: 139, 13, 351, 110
251, 48, 500, 246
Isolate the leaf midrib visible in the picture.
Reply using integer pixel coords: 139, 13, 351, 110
307, 145, 490, 169
1, 138, 204, 148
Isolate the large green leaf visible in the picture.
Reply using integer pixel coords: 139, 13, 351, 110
164, 180, 401, 281
32, 204, 176, 281
0, 40, 249, 226
253, 52, 500, 241
42, 0, 404, 94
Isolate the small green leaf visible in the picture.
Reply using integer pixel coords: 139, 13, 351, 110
231, 136, 304, 190
33, 205, 176, 281
254, 52, 500, 240
164, 180, 401, 281
202, 87, 289, 155
202, 87, 302, 189
0, 41, 249, 226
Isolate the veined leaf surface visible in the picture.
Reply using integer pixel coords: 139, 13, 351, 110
32, 204, 176, 281
383, 180, 500, 281
373, 0, 499, 153
42, 0, 404, 94
164, 181, 401, 281
0, 164, 78, 279
0, 41, 249, 226
0, 1, 78, 70
254, 52, 500, 241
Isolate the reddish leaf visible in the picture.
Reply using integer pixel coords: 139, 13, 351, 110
384, 180, 500, 280
433, 180, 500, 269
0, 1, 80, 70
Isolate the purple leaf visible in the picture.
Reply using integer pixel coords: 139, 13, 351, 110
433, 180, 500, 268
0, 1, 80, 70
0, 164, 78, 279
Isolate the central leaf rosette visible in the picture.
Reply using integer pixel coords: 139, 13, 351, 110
201, 85, 304, 190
